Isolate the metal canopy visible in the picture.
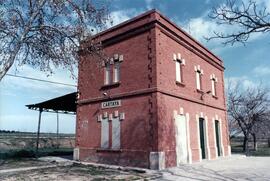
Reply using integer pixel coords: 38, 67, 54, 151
25, 92, 77, 154
26, 92, 77, 114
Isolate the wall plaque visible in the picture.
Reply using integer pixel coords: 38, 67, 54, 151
101, 100, 121, 109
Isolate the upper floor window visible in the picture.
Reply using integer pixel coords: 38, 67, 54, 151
104, 62, 111, 85
103, 54, 123, 86
210, 74, 218, 97
114, 61, 120, 83
173, 53, 185, 84
194, 65, 203, 90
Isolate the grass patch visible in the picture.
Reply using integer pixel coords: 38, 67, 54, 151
250, 147, 270, 156
231, 142, 270, 156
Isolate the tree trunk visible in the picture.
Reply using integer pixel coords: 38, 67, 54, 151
243, 135, 248, 152
0, 53, 17, 81
252, 133, 257, 151
243, 134, 251, 156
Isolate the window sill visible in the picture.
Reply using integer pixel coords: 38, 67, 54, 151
176, 81, 185, 87
96, 148, 122, 153
100, 82, 120, 90
212, 95, 218, 99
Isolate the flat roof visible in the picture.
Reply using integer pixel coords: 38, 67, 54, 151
26, 92, 77, 114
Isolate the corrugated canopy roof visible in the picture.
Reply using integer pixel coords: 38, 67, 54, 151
26, 92, 77, 114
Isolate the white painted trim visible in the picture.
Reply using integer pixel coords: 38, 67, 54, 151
173, 53, 177, 61
176, 61, 181, 82
179, 107, 184, 115
200, 112, 204, 117
196, 114, 202, 162
101, 117, 109, 149
186, 113, 192, 163
228, 145, 231, 156
73, 147, 80, 161
196, 71, 201, 90
205, 116, 211, 160
113, 61, 120, 83
219, 119, 225, 156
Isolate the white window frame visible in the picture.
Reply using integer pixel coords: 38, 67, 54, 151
174, 53, 185, 83
210, 74, 218, 96
113, 61, 120, 83
176, 60, 181, 83
101, 117, 109, 149
196, 71, 202, 90
104, 63, 111, 85
195, 65, 203, 90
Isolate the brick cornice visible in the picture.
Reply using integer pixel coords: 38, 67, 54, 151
81, 9, 224, 70
155, 23, 225, 71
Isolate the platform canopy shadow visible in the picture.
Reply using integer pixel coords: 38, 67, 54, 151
26, 92, 77, 154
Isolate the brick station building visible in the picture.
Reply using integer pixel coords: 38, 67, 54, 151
74, 9, 231, 169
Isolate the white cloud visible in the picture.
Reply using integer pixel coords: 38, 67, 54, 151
178, 0, 269, 50
109, 9, 144, 27
253, 66, 270, 76
225, 76, 257, 90
182, 17, 219, 42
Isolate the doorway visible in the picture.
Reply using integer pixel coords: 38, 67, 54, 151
215, 120, 221, 156
175, 115, 188, 165
199, 118, 206, 159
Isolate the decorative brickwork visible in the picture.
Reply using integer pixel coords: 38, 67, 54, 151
75, 10, 230, 169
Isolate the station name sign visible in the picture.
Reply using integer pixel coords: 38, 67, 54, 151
101, 100, 121, 109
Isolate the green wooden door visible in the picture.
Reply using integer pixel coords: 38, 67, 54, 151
215, 120, 221, 156
199, 118, 206, 159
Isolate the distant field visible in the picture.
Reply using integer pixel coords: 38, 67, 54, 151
0, 132, 75, 159
231, 137, 270, 156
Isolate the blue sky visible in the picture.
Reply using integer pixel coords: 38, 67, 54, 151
0, 0, 269, 133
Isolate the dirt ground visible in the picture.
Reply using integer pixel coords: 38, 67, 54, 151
1, 155, 270, 181
0, 158, 158, 181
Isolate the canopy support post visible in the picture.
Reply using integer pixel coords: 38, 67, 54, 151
56, 111, 59, 148
36, 108, 43, 156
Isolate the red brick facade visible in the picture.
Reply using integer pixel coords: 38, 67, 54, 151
75, 10, 231, 169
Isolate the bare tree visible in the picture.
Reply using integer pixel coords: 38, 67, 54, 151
250, 111, 270, 150
228, 114, 242, 139
208, 0, 270, 45
0, 0, 110, 81
227, 82, 270, 154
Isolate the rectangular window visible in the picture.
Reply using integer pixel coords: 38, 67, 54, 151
104, 64, 111, 85
101, 118, 109, 149
196, 71, 201, 90
211, 79, 215, 96
113, 61, 120, 83
112, 117, 121, 149
214, 81, 217, 96
176, 61, 181, 82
